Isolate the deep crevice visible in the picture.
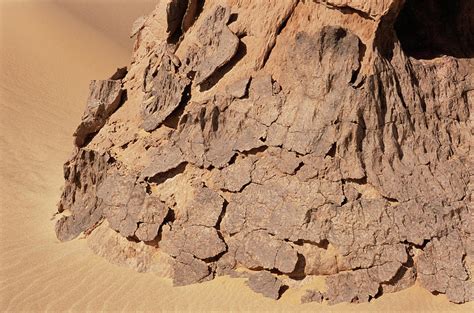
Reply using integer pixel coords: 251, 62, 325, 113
325, 142, 337, 158
382, 195, 399, 204
126, 235, 140, 243
293, 239, 329, 250
163, 208, 176, 226
342, 177, 368, 185
182, 0, 205, 33
241, 145, 268, 156
279, 285, 289, 298
226, 153, 239, 167
215, 199, 229, 231
320, 2, 374, 21
167, 0, 189, 45
228, 13, 238, 25
341, 197, 348, 206
162, 84, 192, 129
293, 161, 304, 175
350, 40, 366, 87
109, 67, 128, 80
401, 239, 431, 250
202, 250, 227, 263
288, 253, 307, 280
148, 162, 187, 185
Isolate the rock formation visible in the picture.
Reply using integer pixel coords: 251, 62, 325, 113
55, 0, 473, 304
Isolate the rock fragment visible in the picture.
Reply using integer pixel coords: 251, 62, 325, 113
142, 0, 188, 41
189, 4, 240, 85
246, 271, 284, 300
325, 269, 381, 304
140, 145, 186, 180
141, 53, 190, 132
181, 0, 200, 32
130, 15, 146, 37
225, 76, 250, 98
73, 79, 123, 147
301, 289, 324, 304
172, 252, 212, 286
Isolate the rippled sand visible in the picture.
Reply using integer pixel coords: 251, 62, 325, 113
0, 1, 473, 312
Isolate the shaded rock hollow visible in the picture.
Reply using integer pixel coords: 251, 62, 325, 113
55, 0, 474, 304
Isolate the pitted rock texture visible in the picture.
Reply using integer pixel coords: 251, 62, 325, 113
55, 0, 473, 305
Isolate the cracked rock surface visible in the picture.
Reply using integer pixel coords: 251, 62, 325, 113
55, 0, 473, 305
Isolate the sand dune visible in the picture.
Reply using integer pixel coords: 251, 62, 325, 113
51, 0, 157, 49
0, 0, 472, 312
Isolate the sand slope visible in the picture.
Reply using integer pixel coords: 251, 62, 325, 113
51, 0, 157, 50
0, 1, 473, 312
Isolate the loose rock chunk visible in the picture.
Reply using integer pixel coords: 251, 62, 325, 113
301, 289, 324, 304
140, 145, 186, 180
246, 271, 284, 300
74, 79, 123, 147
225, 76, 251, 98
142, 54, 190, 132
130, 15, 146, 37
172, 252, 212, 286
325, 269, 380, 304
142, 0, 188, 41
189, 4, 240, 86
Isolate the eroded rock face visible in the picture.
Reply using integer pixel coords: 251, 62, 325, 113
55, 149, 111, 241
417, 231, 474, 304
55, 0, 473, 305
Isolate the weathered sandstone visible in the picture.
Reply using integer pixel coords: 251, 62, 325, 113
55, 0, 473, 304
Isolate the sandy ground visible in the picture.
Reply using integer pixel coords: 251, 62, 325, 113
0, 1, 472, 312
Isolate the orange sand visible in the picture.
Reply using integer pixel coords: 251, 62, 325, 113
0, 1, 473, 312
